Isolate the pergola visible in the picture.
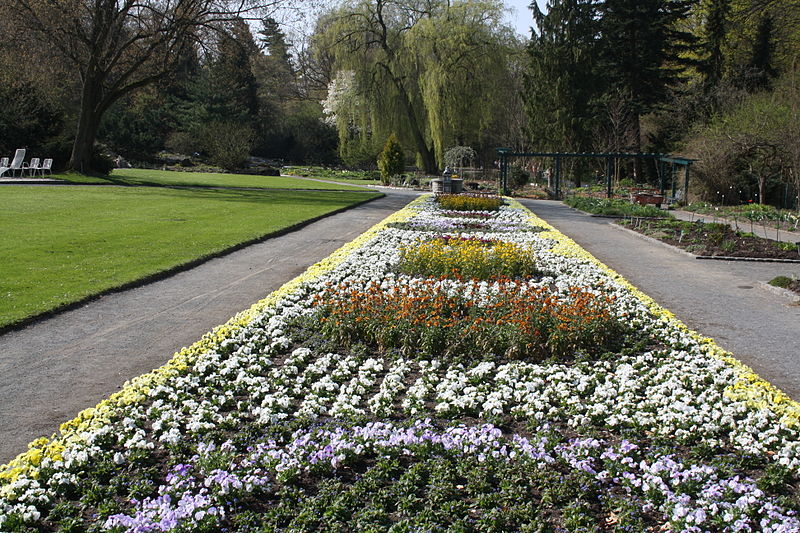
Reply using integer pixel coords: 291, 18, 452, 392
496, 148, 696, 199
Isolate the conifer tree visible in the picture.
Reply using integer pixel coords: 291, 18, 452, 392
597, 0, 697, 175
746, 14, 778, 89
701, 0, 730, 87
525, 0, 602, 157
378, 134, 405, 185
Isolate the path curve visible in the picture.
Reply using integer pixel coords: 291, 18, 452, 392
0, 188, 420, 463
522, 199, 800, 401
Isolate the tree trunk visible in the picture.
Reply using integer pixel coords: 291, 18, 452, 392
390, 75, 437, 174
69, 76, 104, 173
632, 112, 642, 181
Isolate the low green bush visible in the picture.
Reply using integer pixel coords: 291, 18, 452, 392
769, 276, 794, 288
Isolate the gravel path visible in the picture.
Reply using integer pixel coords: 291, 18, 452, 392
521, 199, 800, 401
0, 189, 420, 464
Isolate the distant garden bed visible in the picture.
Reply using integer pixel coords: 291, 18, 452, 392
619, 218, 800, 260
684, 202, 800, 237
565, 196, 669, 218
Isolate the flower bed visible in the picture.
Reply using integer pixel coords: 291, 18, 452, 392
436, 193, 504, 211
619, 218, 800, 260
1, 195, 799, 531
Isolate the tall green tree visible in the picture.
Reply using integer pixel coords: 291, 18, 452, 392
525, 0, 602, 155
700, 0, 730, 87
597, 0, 697, 160
316, 0, 515, 173
745, 13, 778, 89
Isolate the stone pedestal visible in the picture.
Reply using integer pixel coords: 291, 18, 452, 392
431, 178, 463, 194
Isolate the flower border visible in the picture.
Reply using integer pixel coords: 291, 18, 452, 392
2, 194, 797, 488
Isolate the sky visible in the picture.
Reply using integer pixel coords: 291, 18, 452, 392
276, 0, 548, 45
504, 0, 547, 38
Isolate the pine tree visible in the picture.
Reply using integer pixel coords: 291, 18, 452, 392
378, 134, 405, 185
746, 14, 778, 90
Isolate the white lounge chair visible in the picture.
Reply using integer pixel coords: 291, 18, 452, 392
23, 157, 40, 177
0, 149, 26, 177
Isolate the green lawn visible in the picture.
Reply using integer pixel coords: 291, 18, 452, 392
0, 186, 381, 328
55, 168, 373, 191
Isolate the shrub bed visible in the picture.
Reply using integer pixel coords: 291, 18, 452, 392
1, 195, 799, 532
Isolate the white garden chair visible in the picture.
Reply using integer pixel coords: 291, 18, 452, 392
23, 157, 40, 176
40, 158, 53, 176
0, 157, 8, 168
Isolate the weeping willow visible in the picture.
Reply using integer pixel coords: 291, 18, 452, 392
316, 0, 516, 173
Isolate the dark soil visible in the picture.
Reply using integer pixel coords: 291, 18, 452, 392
618, 219, 800, 260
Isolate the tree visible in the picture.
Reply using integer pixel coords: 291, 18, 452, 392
525, 0, 602, 185
685, 83, 790, 203
0, 0, 302, 173
316, 0, 515, 173
525, 0, 601, 150
378, 134, 405, 184
724, 0, 800, 79
745, 14, 778, 90
0, 81, 65, 158
700, 0, 730, 87
597, 0, 697, 165
167, 19, 262, 163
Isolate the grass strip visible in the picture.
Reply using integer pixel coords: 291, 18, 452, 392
0, 186, 381, 328
54, 168, 373, 191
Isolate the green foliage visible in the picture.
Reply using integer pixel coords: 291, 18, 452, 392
598, 0, 697, 118
256, 454, 558, 531
203, 121, 254, 171
768, 276, 794, 289
525, 0, 601, 155
443, 145, 477, 169
377, 134, 405, 185
700, 0, 731, 86
0, 82, 66, 160
509, 167, 530, 190
684, 72, 799, 205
